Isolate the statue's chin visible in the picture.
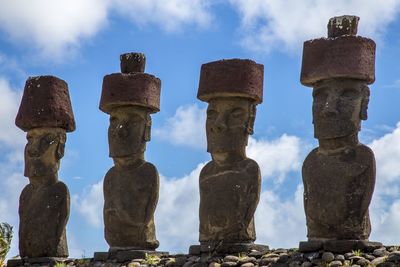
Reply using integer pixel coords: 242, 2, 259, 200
314, 119, 359, 140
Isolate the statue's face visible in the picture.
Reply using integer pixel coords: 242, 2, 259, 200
206, 97, 254, 153
312, 79, 368, 140
108, 106, 150, 158
24, 127, 65, 178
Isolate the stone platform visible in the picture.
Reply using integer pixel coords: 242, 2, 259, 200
299, 240, 383, 253
7, 246, 400, 267
94, 250, 168, 263
189, 243, 269, 255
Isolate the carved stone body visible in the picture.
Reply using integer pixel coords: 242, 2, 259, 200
19, 181, 69, 257
199, 158, 260, 243
303, 144, 375, 240
198, 96, 261, 245
104, 159, 159, 249
15, 76, 75, 258
299, 17, 379, 251
19, 127, 70, 257
102, 105, 160, 250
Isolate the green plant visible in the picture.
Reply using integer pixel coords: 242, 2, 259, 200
238, 253, 247, 260
145, 254, 161, 266
76, 258, 91, 265
0, 223, 13, 266
54, 262, 67, 267
352, 249, 362, 257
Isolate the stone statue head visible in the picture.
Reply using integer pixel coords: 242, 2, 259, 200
24, 127, 66, 179
206, 97, 256, 154
312, 79, 370, 140
108, 105, 151, 158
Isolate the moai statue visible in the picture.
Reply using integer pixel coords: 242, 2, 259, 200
98, 53, 165, 259
189, 59, 267, 255
298, 16, 382, 253
15, 76, 75, 258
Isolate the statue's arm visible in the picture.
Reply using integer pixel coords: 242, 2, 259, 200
143, 163, 159, 225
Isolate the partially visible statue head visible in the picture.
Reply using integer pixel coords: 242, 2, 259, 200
206, 97, 256, 153
108, 106, 151, 158
15, 75, 75, 181
312, 79, 370, 140
197, 58, 263, 155
24, 127, 66, 178
100, 52, 160, 160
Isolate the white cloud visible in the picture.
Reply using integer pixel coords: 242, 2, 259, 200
0, 0, 214, 59
370, 122, 400, 191
0, 0, 109, 59
229, 0, 400, 53
156, 164, 203, 252
256, 185, 306, 248
154, 104, 207, 149
112, 0, 213, 32
72, 179, 104, 228
247, 135, 302, 183
0, 78, 25, 149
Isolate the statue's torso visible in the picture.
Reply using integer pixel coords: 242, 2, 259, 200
199, 158, 261, 243
302, 144, 375, 240
19, 181, 70, 257
103, 160, 159, 249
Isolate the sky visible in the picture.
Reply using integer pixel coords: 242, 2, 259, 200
1, 0, 400, 259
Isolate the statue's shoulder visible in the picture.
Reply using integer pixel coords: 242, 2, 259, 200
356, 144, 375, 159
200, 160, 214, 177
241, 158, 260, 170
53, 180, 69, 193
139, 161, 158, 174
139, 161, 159, 184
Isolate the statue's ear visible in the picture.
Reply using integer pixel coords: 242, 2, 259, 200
246, 103, 257, 135
56, 133, 66, 159
360, 85, 370, 120
144, 114, 152, 142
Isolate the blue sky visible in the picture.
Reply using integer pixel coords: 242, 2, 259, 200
1, 0, 400, 259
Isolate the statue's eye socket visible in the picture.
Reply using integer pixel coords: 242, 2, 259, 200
313, 89, 327, 102
207, 110, 217, 120
230, 108, 245, 118
130, 114, 144, 123
341, 89, 357, 98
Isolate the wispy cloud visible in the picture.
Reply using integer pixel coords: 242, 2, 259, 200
382, 79, 400, 89
154, 104, 207, 149
0, 0, 214, 60
228, 0, 400, 53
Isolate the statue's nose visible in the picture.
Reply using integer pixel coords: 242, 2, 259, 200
213, 115, 228, 132
26, 143, 40, 157
322, 96, 339, 116
114, 124, 129, 138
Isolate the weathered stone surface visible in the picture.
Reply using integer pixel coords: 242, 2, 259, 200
299, 16, 378, 251
197, 59, 263, 104
16, 75, 76, 132
120, 53, 146, 74
103, 106, 159, 249
195, 59, 264, 253
16, 76, 74, 259
101, 54, 161, 251
300, 16, 375, 87
100, 54, 160, 113
198, 98, 261, 245
100, 73, 161, 113
327, 15, 359, 38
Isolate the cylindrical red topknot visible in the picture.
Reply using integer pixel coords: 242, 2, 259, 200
100, 53, 161, 113
300, 16, 375, 87
120, 53, 146, 74
197, 59, 264, 104
15, 75, 76, 132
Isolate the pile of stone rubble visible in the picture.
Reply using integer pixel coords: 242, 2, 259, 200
9, 246, 400, 267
